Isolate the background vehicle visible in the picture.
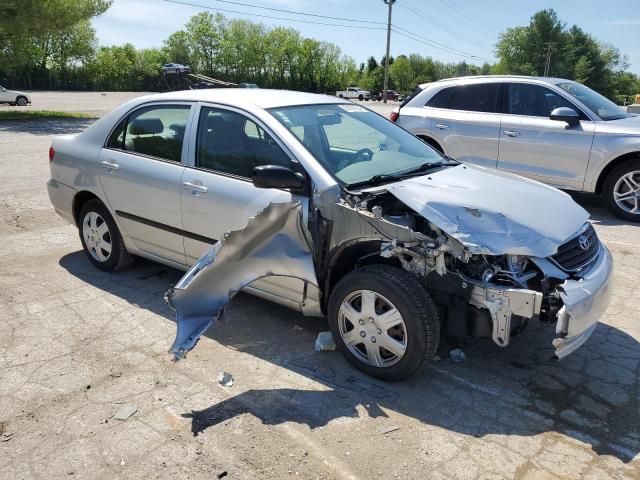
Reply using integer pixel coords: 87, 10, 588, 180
374, 90, 403, 102
47, 89, 611, 381
0, 85, 31, 106
336, 87, 370, 101
238, 82, 259, 88
161, 63, 191, 75
393, 76, 640, 221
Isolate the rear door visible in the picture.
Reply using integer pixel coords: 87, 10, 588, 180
180, 103, 308, 303
98, 103, 193, 265
424, 83, 501, 168
497, 82, 595, 190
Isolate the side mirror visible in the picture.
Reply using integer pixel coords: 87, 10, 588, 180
252, 165, 305, 189
550, 107, 580, 126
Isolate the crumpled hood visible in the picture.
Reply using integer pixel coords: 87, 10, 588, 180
386, 164, 589, 257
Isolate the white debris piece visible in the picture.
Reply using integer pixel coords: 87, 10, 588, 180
314, 331, 336, 351
218, 371, 234, 387
113, 404, 138, 421
449, 348, 466, 362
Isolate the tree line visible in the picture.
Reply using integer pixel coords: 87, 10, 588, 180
0, 2, 638, 103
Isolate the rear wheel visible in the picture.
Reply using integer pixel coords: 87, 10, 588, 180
358, 94, 364, 101
78, 199, 132, 271
328, 265, 440, 381
603, 159, 640, 222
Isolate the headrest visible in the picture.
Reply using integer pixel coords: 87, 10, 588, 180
129, 118, 164, 135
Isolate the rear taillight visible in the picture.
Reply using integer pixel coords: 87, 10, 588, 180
390, 111, 399, 122
49, 146, 55, 162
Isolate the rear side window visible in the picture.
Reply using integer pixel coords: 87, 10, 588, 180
425, 87, 454, 108
445, 84, 500, 113
106, 105, 191, 163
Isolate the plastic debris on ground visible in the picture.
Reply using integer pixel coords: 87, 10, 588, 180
314, 331, 336, 351
218, 371, 234, 387
377, 425, 401, 434
113, 404, 138, 421
449, 348, 466, 362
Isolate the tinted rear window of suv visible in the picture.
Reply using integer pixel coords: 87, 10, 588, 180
426, 84, 499, 113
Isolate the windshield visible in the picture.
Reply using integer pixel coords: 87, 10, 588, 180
556, 81, 628, 121
269, 103, 445, 186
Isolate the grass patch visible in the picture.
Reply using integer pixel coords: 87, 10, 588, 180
0, 110, 96, 121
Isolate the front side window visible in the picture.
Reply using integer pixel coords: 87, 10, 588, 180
428, 84, 499, 113
196, 107, 291, 178
556, 81, 628, 121
507, 83, 585, 119
270, 103, 446, 186
106, 105, 190, 163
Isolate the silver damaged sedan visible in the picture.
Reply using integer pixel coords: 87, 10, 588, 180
47, 89, 613, 380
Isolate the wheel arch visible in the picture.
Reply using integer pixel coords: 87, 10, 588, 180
416, 134, 444, 153
72, 191, 102, 227
323, 239, 401, 308
595, 151, 640, 193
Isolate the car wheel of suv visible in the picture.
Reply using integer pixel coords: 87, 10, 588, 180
327, 264, 440, 381
16, 96, 27, 106
78, 199, 133, 271
603, 159, 640, 222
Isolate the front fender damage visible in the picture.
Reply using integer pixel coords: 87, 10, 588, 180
165, 201, 317, 360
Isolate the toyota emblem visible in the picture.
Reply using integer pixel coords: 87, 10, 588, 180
578, 235, 590, 251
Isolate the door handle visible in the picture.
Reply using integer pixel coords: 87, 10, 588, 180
435, 123, 449, 130
100, 160, 119, 170
503, 129, 520, 137
183, 181, 208, 194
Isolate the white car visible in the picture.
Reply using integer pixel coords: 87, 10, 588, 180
0, 85, 31, 106
336, 87, 371, 101
47, 89, 612, 380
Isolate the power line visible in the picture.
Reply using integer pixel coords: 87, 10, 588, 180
441, 0, 501, 32
162, 0, 388, 30
392, 25, 493, 62
397, 0, 493, 50
422, 0, 497, 37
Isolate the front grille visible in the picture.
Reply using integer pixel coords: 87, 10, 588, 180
550, 223, 599, 272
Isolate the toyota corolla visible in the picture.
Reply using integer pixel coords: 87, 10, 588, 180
47, 89, 613, 380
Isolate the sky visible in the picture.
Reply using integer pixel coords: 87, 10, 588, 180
92, 0, 640, 74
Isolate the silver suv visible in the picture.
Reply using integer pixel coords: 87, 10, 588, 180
393, 76, 640, 221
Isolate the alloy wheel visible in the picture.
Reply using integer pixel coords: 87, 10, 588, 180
613, 170, 640, 214
338, 289, 408, 367
82, 211, 112, 262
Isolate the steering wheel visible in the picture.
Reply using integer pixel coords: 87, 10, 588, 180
337, 148, 374, 171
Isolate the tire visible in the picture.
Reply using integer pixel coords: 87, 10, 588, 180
16, 96, 27, 106
358, 94, 364, 101
602, 158, 640, 222
327, 264, 440, 381
78, 199, 133, 271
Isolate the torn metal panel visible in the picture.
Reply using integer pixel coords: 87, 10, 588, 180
553, 245, 613, 359
165, 201, 317, 360
385, 164, 590, 257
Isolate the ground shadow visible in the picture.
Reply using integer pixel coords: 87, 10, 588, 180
58, 198, 640, 463
0, 118, 94, 135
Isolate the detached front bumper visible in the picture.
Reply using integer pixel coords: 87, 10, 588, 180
553, 244, 614, 359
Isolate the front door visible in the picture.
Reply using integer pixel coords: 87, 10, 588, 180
497, 83, 595, 190
98, 103, 193, 265
180, 104, 307, 303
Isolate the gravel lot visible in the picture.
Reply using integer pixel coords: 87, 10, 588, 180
0, 93, 639, 479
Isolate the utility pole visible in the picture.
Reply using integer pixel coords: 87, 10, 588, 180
383, 0, 395, 103
543, 42, 555, 77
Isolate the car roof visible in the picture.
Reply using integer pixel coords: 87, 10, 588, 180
134, 88, 350, 109
419, 75, 572, 89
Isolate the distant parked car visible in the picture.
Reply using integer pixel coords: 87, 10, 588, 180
375, 90, 403, 102
393, 75, 640, 221
238, 82, 259, 88
194, 81, 217, 89
0, 85, 31, 106
336, 87, 370, 101
161, 63, 191, 75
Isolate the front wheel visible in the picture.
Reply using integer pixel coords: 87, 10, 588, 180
603, 159, 640, 222
78, 199, 133, 271
16, 96, 27, 106
328, 265, 440, 381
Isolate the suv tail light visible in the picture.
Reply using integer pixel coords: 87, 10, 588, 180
390, 110, 399, 122
49, 145, 55, 162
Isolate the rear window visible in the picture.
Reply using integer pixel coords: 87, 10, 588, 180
426, 84, 499, 113
399, 86, 424, 108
